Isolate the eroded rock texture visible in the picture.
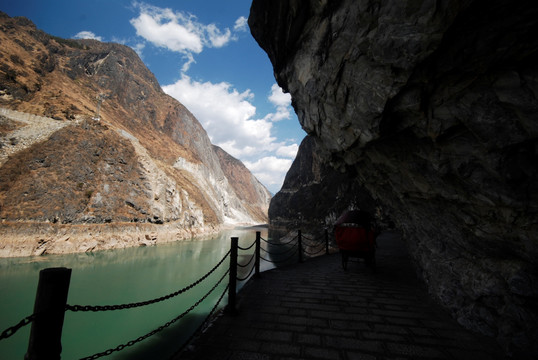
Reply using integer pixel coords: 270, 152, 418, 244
269, 135, 377, 234
0, 13, 271, 256
250, 0, 538, 356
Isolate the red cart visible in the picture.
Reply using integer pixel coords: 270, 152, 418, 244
334, 210, 377, 271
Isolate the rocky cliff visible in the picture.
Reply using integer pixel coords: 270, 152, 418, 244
0, 12, 271, 257
250, 0, 538, 357
269, 135, 377, 235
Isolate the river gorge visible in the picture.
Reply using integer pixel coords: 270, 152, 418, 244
0, 227, 271, 359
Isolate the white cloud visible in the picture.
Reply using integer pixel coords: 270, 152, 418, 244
73, 31, 103, 41
206, 24, 232, 47
234, 16, 248, 32
131, 42, 146, 58
265, 106, 291, 122
268, 83, 291, 107
163, 74, 273, 159
130, 2, 240, 70
181, 52, 196, 72
163, 77, 300, 193
244, 157, 293, 192
264, 84, 292, 122
130, 11, 203, 53
276, 144, 299, 158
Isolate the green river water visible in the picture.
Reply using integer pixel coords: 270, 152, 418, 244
0, 226, 273, 359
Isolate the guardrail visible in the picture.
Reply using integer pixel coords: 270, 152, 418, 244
0, 229, 332, 359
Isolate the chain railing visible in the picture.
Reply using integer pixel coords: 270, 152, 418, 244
302, 231, 329, 256
1, 228, 333, 359
0, 314, 36, 341
79, 270, 230, 360
259, 243, 298, 263
66, 250, 231, 313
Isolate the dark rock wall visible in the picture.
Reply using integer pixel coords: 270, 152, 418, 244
269, 135, 376, 234
250, 0, 538, 356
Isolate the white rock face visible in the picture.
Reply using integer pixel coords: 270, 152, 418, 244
174, 155, 267, 225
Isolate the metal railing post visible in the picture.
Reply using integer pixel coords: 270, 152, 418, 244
227, 237, 238, 314
298, 230, 303, 263
255, 231, 261, 277
25, 267, 71, 360
325, 228, 329, 255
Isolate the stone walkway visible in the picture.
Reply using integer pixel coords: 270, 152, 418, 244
178, 231, 504, 359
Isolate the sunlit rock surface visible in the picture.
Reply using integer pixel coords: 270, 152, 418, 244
0, 12, 271, 256
250, 0, 538, 356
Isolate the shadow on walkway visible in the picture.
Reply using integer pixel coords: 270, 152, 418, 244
178, 231, 504, 360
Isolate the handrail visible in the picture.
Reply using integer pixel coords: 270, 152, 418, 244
301, 233, 315, 241
0, 313, 36, 340
260, 235, 297, 246
66, 250, 231, 313
79, 270, 230, 360
260, 245, 299, 264
3, 227, 334, 359
303, 245, 326, 256
260, 242, 297, 256
237, 240, 256, 251
237, 252, 256, 268
170, 283, 229, 358
301, 235, 323, 246
236, 261, 256, 281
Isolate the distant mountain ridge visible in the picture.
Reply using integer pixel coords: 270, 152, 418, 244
0, 12, 271, 256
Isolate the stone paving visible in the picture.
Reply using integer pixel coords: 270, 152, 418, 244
179, 231, 504, 359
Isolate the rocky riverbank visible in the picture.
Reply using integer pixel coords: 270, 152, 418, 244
0, 221, 225, 258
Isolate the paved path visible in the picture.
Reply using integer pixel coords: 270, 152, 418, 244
179, 231, 504, 359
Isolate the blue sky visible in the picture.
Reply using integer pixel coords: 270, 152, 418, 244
1, 0, 306, 194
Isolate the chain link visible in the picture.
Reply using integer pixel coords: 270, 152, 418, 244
301, 234, 315, 241
260, 247, 298, 264
261, 242, 297, 256
237, 252, 255, 268
260, 235, 297, 246
0, 313, 36, 341
171, 283, 229, 358
79, 269, 230, 360
237, 240, 256, 251
303, 244, 326, 256
301, 236, 322, 246
236, 261, 256, 281
67, 250, 230, 313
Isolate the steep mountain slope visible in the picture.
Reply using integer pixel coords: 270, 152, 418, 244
250, 0, 537, 357
213, 145, 271, 223
0, 12, 271, 256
